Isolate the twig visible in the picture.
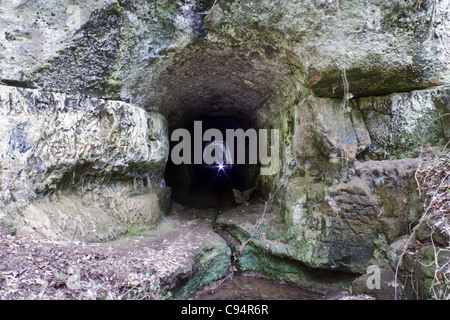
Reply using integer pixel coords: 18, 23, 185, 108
410, 0, 423, 14
395, 171, 449, 299
414, 114, 450, 197
428, 0, 437, 36
210, 0, 219, 11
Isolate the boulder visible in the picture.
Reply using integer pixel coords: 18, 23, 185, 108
283, 158, 421, 273
350, 259, 405, 300
0, 84, 169, 240
358, 86, 450, 159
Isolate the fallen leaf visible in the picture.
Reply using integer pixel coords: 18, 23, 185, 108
130, 280, 139, 287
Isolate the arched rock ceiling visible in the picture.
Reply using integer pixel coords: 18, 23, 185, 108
153, 42, 301, 129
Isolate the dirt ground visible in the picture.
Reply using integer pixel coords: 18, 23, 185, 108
0, 231, 165, 300
0, 210, 227, 300
0, 207, 363, 301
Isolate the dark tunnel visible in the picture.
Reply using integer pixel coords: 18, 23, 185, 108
164, 110, 261, 208
155, 43, 297, 209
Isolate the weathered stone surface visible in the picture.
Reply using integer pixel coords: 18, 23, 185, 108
18, 187, 162, 242
2, 1, 447, 103
0, 0, 195, 99
216, 157, 421, 274
294, 95, 371, 168
358, 86, 450, 159
0, 0, 113, 85
152, 40, 299, 129
331, 159, 422, 239
0, 84, 169, 240
284, 177, 375, 273
206, 0, 449, 97
294, 86, 449, 171
280, 158, 420, 273
351, 259, 405, 300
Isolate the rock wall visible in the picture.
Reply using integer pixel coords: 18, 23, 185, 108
358, 86, 450, 159
0, 85, 170, 240
207, 0, 449, 97
0, 0, 449, 297
2, 1, 448, 107
285, 158, 422, 273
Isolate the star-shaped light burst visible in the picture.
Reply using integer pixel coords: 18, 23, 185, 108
213, 162, 232, 185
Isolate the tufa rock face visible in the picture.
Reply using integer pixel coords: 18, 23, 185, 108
0, 0, 205, 100
217, 158, 423, 275
0, 0, 448, 296
293, 86, 449, 182
205, 0, 449, 98
283, 158, 421, 273
1, 1, 448, 104
358, 86, 450, 159
294, 95, 371, 166
0, 85, 170, 240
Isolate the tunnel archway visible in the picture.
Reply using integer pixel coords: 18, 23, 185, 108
154, 42, 302, 209
164, 108, 261, 208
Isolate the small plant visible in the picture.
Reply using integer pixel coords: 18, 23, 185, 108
56, 268, 66, 280
126, 225, 145, 237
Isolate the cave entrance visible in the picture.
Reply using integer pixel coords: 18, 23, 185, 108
164, 111, 261, 209
155, 42, 298, 210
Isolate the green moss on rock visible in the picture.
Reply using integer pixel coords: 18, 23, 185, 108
172, 243, 231, 299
